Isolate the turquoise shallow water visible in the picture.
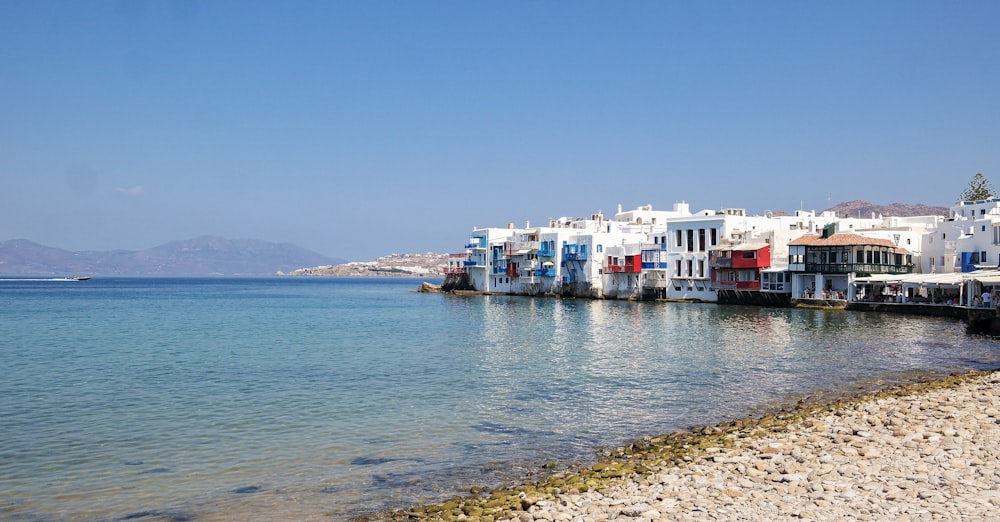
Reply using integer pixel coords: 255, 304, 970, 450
1, 277, 999, 521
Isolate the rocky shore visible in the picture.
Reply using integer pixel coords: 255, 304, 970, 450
369, 370, 1000, 521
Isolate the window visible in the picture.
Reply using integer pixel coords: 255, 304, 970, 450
686, 230, 694, 252
742, 250, 756, 259
686, 259, 693, 276
711, 228, 718, 245
930, 257, 936, 266
698, 229, 706, 251
675, 260, 681, 275
596, 244, 603, 253
698, 260, 705, 277
675, 230, 683, 247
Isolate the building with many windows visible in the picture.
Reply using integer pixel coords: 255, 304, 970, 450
788, 224, 915, 302
922, 198, 1000, 273
445, 200, 951, 306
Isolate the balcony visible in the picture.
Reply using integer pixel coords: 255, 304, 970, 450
710, 257, 734, 269
538, 246, 557, 257
465, 237, 487, 249
802, 262, 914, 275
606, 265, 641, 274
563, 245, 588, 260
464, 260, 484, 267
535, 268, 557, 277
712, 280, 760, 290
642, 262, 668, 269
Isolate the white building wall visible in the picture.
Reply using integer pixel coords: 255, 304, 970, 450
963, 200, 1000, 269
465, 227, 515, 292
925, 198, 1000, 272
663, 212, 726, 301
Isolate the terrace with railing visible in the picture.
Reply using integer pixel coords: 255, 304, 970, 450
804, 262, 914, 275
563, 244, 588, 261
465, 236, 487, 249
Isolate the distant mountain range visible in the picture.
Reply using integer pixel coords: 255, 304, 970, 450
0, 236, 345, 276
823, 200, 949, 218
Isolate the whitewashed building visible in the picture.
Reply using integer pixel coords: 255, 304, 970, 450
922, 198, 1000, 273
462, 227, 516, 293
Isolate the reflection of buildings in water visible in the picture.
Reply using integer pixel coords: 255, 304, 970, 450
549, 298, 574, 350
716, 308, 794, 356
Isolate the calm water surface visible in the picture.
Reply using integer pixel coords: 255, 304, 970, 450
1, 277, 998, 521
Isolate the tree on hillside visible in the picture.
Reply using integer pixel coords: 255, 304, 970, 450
959, 173, 995, 201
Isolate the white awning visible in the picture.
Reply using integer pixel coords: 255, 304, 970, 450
972, 274, 1000, 285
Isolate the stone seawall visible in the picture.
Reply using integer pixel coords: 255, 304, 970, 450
717, 289, 791, 307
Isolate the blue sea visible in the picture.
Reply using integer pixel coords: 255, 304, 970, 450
2, 277, 999, 521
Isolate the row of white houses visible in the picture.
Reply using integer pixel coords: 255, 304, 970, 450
444, 198, 1000, 305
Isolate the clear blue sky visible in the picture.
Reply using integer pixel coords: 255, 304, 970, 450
2, 1, 998, 261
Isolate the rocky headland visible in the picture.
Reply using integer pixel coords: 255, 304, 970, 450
366, 370, 1000, 521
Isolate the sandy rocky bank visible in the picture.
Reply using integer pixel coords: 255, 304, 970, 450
369, 371, 1000, 521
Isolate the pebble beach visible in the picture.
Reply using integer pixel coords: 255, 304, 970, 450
379, 370, 1000, 521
